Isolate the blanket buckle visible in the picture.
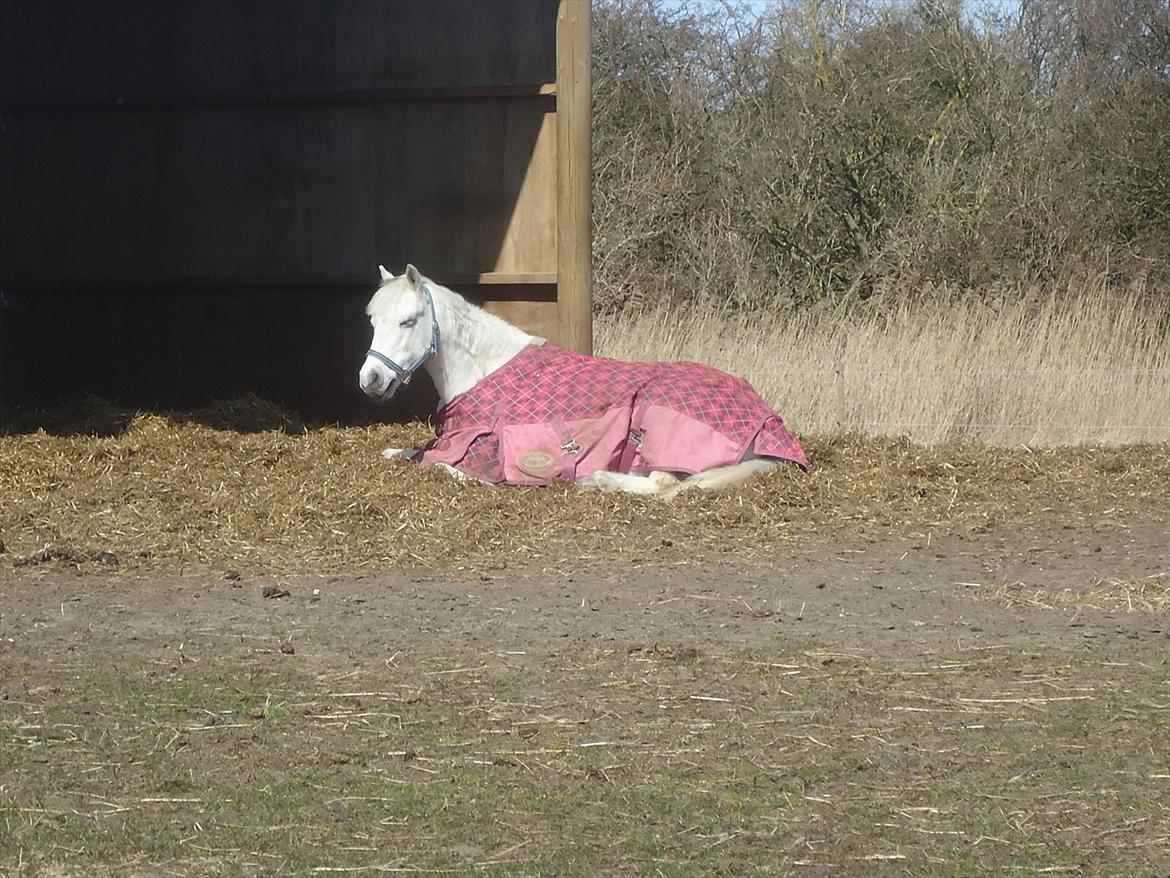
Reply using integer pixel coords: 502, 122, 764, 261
629, 428, 645, 447
560, 439, 583, 455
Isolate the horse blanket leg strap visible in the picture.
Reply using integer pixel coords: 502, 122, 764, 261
616, 423, 643, 474
413, 342, 809, 484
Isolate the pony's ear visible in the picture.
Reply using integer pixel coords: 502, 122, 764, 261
405, 264, 422, 288
378, 264, 393, 282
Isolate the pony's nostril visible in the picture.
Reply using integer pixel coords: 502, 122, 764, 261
362, 368, 390, 394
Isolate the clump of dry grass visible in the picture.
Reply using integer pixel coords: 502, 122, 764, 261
970, 574, 1169, 615
1, 400, 1166, 576
596, 277, 1170, 447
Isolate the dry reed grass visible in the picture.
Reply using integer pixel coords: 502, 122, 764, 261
595, 277, 1170, 447
1, 399, 1166, 576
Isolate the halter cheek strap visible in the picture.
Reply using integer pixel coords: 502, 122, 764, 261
366, 283, 440, 386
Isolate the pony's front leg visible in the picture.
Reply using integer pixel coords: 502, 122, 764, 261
381, 447, 420, 461
382, 448, 475, 483
434, 463, 472, 482
386, 449, 482, 484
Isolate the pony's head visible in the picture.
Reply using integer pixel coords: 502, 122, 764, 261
359, 264, 439, 401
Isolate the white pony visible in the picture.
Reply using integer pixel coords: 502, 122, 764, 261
359, 265, 807, 499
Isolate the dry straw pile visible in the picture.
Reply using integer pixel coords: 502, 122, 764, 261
1, 396, 1166, 577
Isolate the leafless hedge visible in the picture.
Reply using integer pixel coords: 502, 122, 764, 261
591, 0, 1170, 310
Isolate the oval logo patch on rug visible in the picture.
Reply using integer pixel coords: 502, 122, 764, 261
517, 451, 556, 479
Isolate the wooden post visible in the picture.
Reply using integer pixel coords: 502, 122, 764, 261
556, 0, 592, 355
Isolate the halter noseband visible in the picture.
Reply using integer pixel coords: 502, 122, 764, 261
366, 282, 440, 386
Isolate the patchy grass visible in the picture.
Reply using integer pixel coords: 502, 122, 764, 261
1, 644, 1167, 876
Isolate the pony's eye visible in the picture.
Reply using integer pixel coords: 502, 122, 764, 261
400, 317, 418, 329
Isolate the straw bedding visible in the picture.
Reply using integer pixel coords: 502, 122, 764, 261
1, 396, 1166, 576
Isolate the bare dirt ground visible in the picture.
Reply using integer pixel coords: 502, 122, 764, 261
2, 513, 1167, 876
8, 517, 1163, 663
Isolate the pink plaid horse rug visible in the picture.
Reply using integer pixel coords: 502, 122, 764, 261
414, 341, 807, 484
359, 265, 808, 499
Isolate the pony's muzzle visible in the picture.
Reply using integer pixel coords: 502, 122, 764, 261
359, 359, 399, 400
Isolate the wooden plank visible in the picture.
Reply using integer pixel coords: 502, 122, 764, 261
372, 101, 551, 282
556, 0, 593, 355
0, 1, 558, 104
491, 110, 558, 277
455, 272, 558, 285
1, 278, 379, 290
1, 108, 377, 282
482, 299, 560, 341
1, 84, 558, 115
2, 98, 554, 284
0, 273, 561, 289
0, 1, 562, 289
0, 285, 404, 422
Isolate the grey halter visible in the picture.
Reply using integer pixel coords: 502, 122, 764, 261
366, 283, 440, 386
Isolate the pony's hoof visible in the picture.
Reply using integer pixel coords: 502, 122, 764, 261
382, 447, 410, 460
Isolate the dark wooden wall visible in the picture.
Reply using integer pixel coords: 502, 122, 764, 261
0, 0, 583, 425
